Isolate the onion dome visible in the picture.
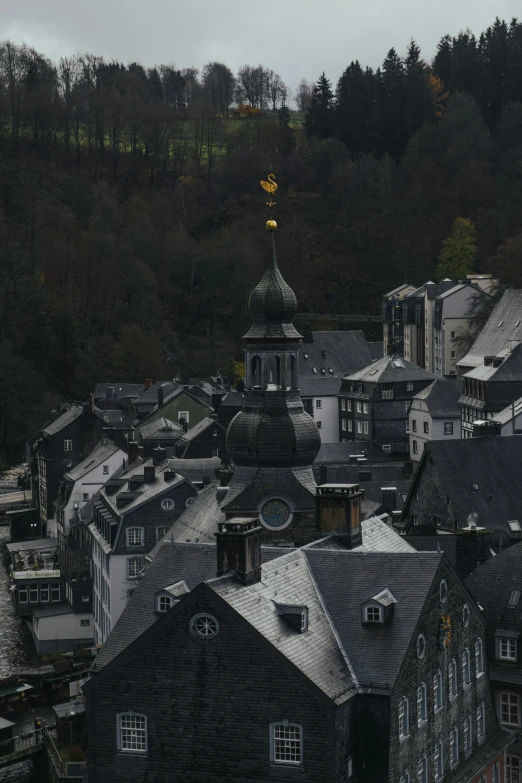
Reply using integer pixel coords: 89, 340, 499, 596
226, 391, 321, 468
244, 235, 302, 341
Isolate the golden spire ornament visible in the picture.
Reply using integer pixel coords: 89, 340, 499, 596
260, 173, 278, 231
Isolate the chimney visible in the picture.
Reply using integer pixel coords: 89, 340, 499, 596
152, 446, 167, 466
106, 386, 115, 399
217, 464, 233, 487
472, 420, 501, 438
216, 517, 262, 585
144, 379, 153, 390
143, 464, 156, 482
216, 486, 229, 502
179, 416, 189, 433
380, 487, 397, 512
164, 468, 176, 481
316, 484, 363, 548
158, 385, 164, 409
212, 392, 223, 414
455, 525, 490, 579
127, 439, 139, 463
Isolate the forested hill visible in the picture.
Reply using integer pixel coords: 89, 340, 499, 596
1, 17, 522, 459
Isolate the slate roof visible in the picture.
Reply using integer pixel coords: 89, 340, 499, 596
412, 378, 462, 418
314, 442, 391, 463
463, 343, 522, 382
178, 416, 222, 442
94, 383, 144, 400
139, 418, 182, 440
299, 331, 372, 379
458, 289, 522, 369
344, 354, 436, 384
465, 542, 522, 636
222, 465, 317, 514
351, 516, 416, 553
306, 550, 442, 688
43, 405, 83, 436
314, 462, 407, 485
92, 541, 290, 672
94, 409, 136, 431
219, 390, 244, 408
134, 381, 179, 406
411, 436, 522, 535
493, 396, 522, 426
65, 439, 121, 482
299, 377, 342, 397
166, 458, 220, 485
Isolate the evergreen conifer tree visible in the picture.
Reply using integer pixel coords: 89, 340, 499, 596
305, 73, 334, 138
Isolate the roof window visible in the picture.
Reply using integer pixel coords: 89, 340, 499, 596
329, 368, 334, 374
370, 370, 378, 375
303, 354, 309, 359
312, 368, 318, 374
508, 520, 521, 533
275, 603, 309, 633
508, 590, 521, 609
516, 321, 521, 328
471, 483, 479, 491
361, 587, 397, 625
498, 321, 504, 327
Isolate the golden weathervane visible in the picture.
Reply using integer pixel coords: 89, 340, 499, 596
260, 173, 278, 231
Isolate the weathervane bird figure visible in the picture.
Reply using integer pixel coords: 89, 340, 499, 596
260, 173, 278, 231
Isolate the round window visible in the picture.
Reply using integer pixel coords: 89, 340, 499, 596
190, 613, 219, 639
417, 634, 426, 659
462, 604, 470, 628
161, 498, 175, 511
439, 579, 448, 604
185, 497, 195, 508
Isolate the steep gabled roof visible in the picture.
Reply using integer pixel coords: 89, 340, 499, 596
466, 542, 522, 632
299, 331, 372, 379
94, 383, 144, 400
43, 405, 83, 436
463, 343, 522, 382
65, 439, 122, 482
458, 289, 522, 369
344, 354, 435, 384
412, 378, 462, 418
139, 417, 182, 440
178, 416, 224, 443
134, 380, 179, 406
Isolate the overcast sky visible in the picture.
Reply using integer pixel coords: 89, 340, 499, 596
1, 0, 519, 91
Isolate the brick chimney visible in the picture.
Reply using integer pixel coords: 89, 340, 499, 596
127, 439, 139, 463
143, 464, 156, 482
380, 487, 397, 512
152, 446, 167, 466
316, 484, 363, 548
216, 517, 262, 585
144, 379, 153, 389
455, 523, 490, 579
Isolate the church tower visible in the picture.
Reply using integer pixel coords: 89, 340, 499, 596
224, 187, 320, 542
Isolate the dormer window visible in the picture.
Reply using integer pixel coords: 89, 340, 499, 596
275, 603, 309, 633
362, 587, 397, 625
157, 595, 173, 613
365, 605, 382, 624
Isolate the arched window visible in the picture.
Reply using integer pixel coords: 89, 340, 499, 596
116, 712, 147, 753
418, 755, 428, 783
417, 683, 427, 725
289, 355, 297, 388
463, 715, 472, 753
434, 739, 444, 780
269, 722, 303, 765
450, 727, 459, 768
448, 659, 458, 699
251, 355, 262, 387
400, 773, 410, 783
433, 670, 443, 712
399, 697, 409, 739
477, 704, 485, 740
266, 355, 281, 386
462, 649, 471, 687
475, 639, 484, 676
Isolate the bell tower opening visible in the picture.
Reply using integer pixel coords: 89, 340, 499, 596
266, 355, 281, 388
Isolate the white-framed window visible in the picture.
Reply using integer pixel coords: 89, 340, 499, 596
462, 605, 470, 629
348, 420, 353, 432
103, 465, 109, 475
382, 444, 391, 453
434, 739, 444, 780
342, 420, 347, 431
413, 440, 418, 454
417, 683, 427, 725
190, 613, 220, 639
434, 671, 443, 712
399, 697, 409, 740
439, 579, 448, 603
127, 557, 144, 579
356, 402, 362, 413
363, 421, 369, 435
365, 606, 382, 623
269, 722, 303, 765
507, 755, 522, 783
500, 692, 520, 726
423, 421, 429, 434
462, 649, 471, 687
18, 586, 28, 603
476, 703, 485, 741
316, 399, 322, 409
451, 350, 456, 359
417, 635, 426, 659
51, 584, 60, 601
406, 382, 413, 391
157, 595, 173, 613
497, 636, 517, 661
126, 527, 144, 547
464, 715, 472, 754
381, 384, 393, 399
212, 447, 219, 457
156, 526, 169, 541
161, 498, 175, 511
341, 399, 346, 411
448, 659, 457, 699
117, 712, 147, 754
444, 422, 453, 435
64, 439, 73, 451
316, 421, 322, 429
450, 331, 456, 339
412, 419, 417, 432
418, 755, 427, 783
178, 411, 189, 423
357, 421, 363, 434
82, 492, 89, 502
81, 618, 90, 626
185, 497, 195, 507
405, 401, 410, 414
40, 586, 49, 603
475, 638, 484, 676
450, 727, 459, 767
363, 402, 369, 414
347, 400, 352, 412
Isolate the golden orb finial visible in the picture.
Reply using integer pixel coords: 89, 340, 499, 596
266, 219, 277, 232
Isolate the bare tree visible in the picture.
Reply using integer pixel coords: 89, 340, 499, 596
202, 62, 235, 116
265, 70, 287, 111
236, 65, 266, 109
295, 78, 313, 113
